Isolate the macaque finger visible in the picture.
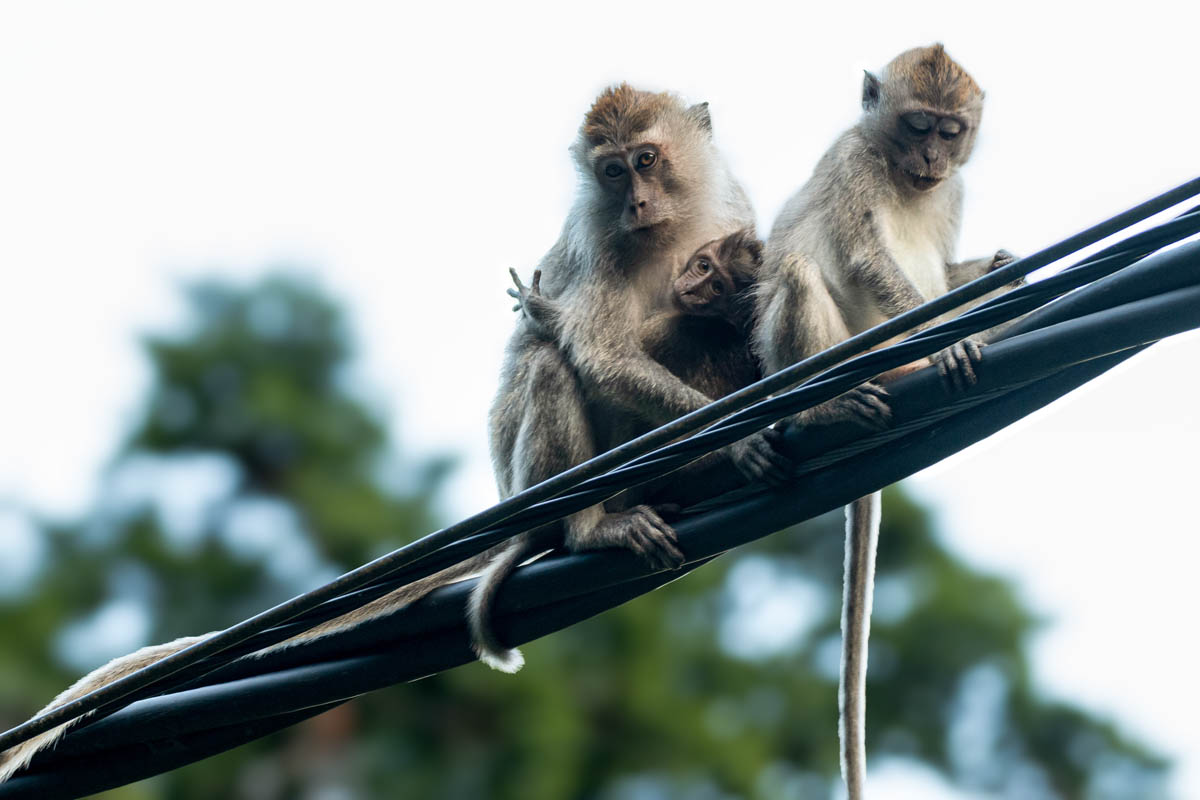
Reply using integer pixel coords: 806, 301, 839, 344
965, 338, 984, 364
508, 267, 525, 293
955, 344, 978, 386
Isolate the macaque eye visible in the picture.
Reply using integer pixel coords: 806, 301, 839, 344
902, 112, 933, 134
711, 280, 724, 295
938, 119, 963, 140
635, 150, 658, 170
603, 162, 625, 178
697, 259, 710, 273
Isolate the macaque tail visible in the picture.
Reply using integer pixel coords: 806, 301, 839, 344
0, 553, 496, 783
0, 635, 208, 783
840, 491, 882, 800
467, 537, 547, 674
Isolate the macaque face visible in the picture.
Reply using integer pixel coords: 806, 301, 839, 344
887, 108, 972, 191
861, 46, 983, 193
593, 141, 681, 234
672, 234, 760, 320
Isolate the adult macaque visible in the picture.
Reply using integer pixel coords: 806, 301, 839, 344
753, 44, 1013, 800
0, 85, 784, 781
481, 87, 787, 671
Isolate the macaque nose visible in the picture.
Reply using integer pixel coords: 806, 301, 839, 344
630, 199, 647, 214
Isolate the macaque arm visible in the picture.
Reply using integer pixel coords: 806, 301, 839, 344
636, 311, 677, 358
835, 200, 928, 317
567, 303, 715, 425
945, 255, 995, 289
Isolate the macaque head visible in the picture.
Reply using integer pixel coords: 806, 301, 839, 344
574, 83, 717, 238
672, 228, 762, 321
861, 44, 983, 193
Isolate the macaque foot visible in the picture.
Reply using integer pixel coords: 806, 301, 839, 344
989, 249, 1027, 289
569, 506, 685, 571
779, 381, 892, 434
815, 381, 892, 431
990, 249, 1016, 270
934, 337, 984, 392
839, 382, 892, 429
726, 429, 792, 486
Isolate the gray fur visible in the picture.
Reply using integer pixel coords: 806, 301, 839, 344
753, 45, 1008, 800
478, 88, 777, 671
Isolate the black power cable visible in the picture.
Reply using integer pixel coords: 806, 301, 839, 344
1, 177, 1197, 769
5, 230, 1200, 797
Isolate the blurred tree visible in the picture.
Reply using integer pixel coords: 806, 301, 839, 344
0, 274, 1167, 800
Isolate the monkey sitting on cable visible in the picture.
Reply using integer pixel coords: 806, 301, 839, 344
476, 86, 790, 674
754, 44, 1015, 800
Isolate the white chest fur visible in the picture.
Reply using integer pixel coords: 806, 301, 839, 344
877, 199, 949, 301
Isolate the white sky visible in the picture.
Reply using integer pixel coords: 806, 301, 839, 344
2, 2, 1199, 796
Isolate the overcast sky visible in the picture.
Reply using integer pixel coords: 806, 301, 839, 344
2, 2, 1199, 796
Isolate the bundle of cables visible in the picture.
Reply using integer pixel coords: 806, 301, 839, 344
3, 177, 1200, 798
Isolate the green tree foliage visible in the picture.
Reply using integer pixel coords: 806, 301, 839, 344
0, 275, 1167, 799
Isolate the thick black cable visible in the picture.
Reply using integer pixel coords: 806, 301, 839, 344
176, 209, 1200, 649
0, 347, 1152, 798
1, 178, 1197, 756
40, 194, 1200, 731
26, 222, 1200, 781
8, 270, 1196, 795
70, 211, 1200, 718
7, 234, 1200, 794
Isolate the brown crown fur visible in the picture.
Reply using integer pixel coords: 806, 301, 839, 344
885, 43, 982, 109
714, 228, 763, 290
582, 83, 680, 146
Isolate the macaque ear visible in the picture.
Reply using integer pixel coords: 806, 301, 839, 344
689, 102, 712, 136
862, 71, 881, 111
743, 235, 764, 269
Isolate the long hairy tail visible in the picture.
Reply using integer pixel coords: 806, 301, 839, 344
0, 635, 208, 783
0, 552, 494, 783
467, 535, 547, 673
840, 491, 881, 800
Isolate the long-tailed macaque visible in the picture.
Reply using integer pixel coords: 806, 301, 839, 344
468, 232, 775, 667
479, 88, 788, 671
753, 44, 1012, 800
0, 85, 784, 782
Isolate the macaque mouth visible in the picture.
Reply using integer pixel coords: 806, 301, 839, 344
904, 171, 942, 191
627, 209, 666, 232
673, 289, 701, 310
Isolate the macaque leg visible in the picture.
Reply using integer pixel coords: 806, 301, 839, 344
505, 342, 684, 571
764, 255, 892, 432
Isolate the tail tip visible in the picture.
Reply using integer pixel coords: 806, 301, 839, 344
477, 646, 525, 674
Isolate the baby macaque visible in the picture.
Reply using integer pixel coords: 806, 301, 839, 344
510, 229, 764, 400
